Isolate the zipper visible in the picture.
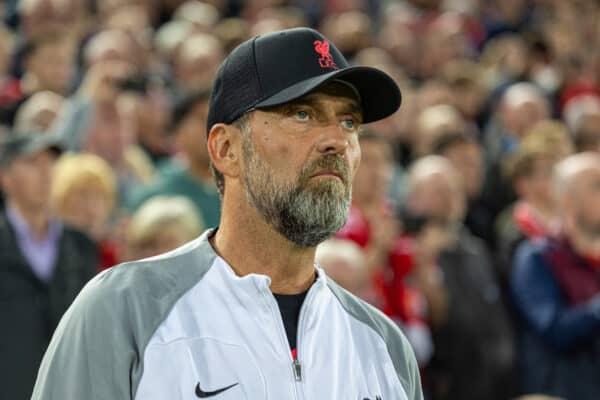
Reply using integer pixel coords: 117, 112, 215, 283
260, 288, 300, 400
293, 280, 319, 393
293, 358, 302, 381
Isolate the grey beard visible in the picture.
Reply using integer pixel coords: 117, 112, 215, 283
242, 138, 351, 248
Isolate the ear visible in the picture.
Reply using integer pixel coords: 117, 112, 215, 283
207, 123, 242, 181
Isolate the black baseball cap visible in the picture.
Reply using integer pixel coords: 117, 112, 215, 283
207, 27, 402, 135
0, 133, 63, 166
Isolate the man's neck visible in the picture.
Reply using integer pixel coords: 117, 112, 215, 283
8, 201, 51, 242
211, 190, 317, 294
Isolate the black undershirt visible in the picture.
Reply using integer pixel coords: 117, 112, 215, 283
273, 290, 309, 351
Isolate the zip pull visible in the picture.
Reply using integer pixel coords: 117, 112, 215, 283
293, 359, 302, 382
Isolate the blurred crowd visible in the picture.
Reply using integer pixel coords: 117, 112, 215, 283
1, 0, 600, 399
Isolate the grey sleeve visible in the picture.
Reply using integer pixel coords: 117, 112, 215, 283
31, 271, 141, 400
31, 233, 217, 400
328, 281, 424, 400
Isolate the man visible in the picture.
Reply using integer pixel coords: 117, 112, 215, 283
129, 90, 221, 228
0, 133, 97, 399
480, 82, 551, 248
511, 152, 600, 399
32, 28, 422, 399
403, 156, 514, 400
432, 130, 491, 246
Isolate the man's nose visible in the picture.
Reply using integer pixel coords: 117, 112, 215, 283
315, 123, 350, 154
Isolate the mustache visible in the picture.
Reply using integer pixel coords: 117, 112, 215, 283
299, 155, 350, 185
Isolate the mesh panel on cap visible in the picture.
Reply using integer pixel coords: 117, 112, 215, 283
213, 38, 262, 127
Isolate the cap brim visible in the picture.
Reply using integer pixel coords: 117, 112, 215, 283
254, 66, 401, 123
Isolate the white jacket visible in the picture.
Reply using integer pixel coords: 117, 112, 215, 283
32, 230, 422, 400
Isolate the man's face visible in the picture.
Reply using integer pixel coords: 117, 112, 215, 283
28, 39, 74, 95
443, 141, 483, 199
240, 83, 362, 247
1, 149, 56, 213
572, 167, 600, 242
409, 170, 465, 225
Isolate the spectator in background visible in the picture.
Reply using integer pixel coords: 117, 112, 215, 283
511, 152, 600, 399
484, 82, 550, 164
496, 120, 574, 284
574, 114, 600, 153
336, 131, 434, 367
129, 90, 221, 228
479, 82, 551, 247
0, 133, 97, 399
403, 155, 514, 400
0, 30, 74, 127
431, 130, 490, 246
51, 30, 156, 207
19, 31, 75, 97
15, 0, 78, 40
440, 59, 489, 128
562, 94, 600, 153
171, 32, 224, 94
51, 152, 119, 271
125, 195, 202, 261
413, 103, 466, 159
315, 238, 369, 299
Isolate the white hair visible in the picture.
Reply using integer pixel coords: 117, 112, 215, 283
553, 152, 600, 204
406, 155, 457, 196
128, 196, 204, 244
501, 82, 549, 111
315, 239, 365, 271
174, 1, 220, 28
178, 33, 224, 63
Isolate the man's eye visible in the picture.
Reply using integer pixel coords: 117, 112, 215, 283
294, 110, 310, 121
341, 118, 356, 130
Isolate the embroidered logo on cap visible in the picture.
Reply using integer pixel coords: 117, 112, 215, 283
313, 40, 338, 69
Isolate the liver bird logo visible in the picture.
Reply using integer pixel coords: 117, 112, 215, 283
313, 40, 338, 69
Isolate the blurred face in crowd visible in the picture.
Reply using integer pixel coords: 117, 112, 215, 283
352, 136, 393, 207
500, 93, 550, 138
85, 30, 138, 70
19, 0, 75, 38
83, 108, 127, 166
236, 82, 362, 247
565, 162, 600, 245
58, 183, 113, 239
450, 81, 486, 120
407, 160, 466, 226
1, 150, 56, 214
133, 90, 171, 155
176, 99, 210, 166
515, 155, 556, 209
174, 34, 224, 91
440, 140, 484, 200
128, 224, 190, 260
26, 36, 75, 95
575, 114, 600, 153
317, 250, 368, 296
